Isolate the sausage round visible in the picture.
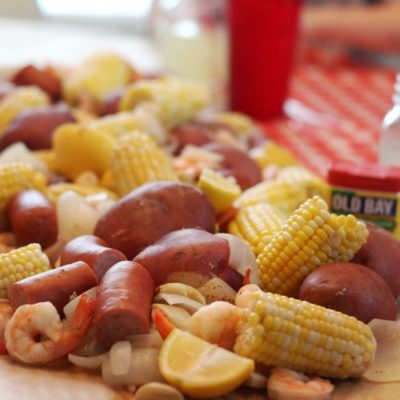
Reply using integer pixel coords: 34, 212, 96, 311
60, 235, 127, 281
94, 261, 154, 349
7, 189, 58, 249
8, 261, 97, 314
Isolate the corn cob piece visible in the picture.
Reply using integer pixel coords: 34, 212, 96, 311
237, 180, 309, 215
0, 162, 47, 227
120, 78, 208, 126
216, 112, 255, 137
234, 290, 376, 379
0, 243, 50, 298
45, 183, 116, 205
277, 166, 331, 202
53, 123, 115, 179
228, 204, 287, 256
0, 87, 49, 133
110, 131, 178, 196
249, 142, 298, 170
257, 196, 368, 296
197, 168, 242, 214
63, 53, 135, 105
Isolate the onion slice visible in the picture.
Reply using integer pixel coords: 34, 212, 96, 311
110, 341, 131, 376
68, 352, 108, 369
216, 233, 260, 285
198, 277, 237, 304
153, 293, 204, 314
63, 287, 97, 322
127, 328, 163, 349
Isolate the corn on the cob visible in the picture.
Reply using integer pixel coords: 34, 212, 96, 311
216, 112, 255, 137
0, 243, 50, 298
257, 196, 368, 296
234, 290, 376, 379
63, 52, 135, 105
119, 78, 208, 126
0, 162, 47, 227
237, 180, 309, 215
197, 168, 242, 214
228, 204, 287, 256
110, 131, 178, 196
277, 166, 331, 202
0, 87, 49, 133
249, 142, 298, 170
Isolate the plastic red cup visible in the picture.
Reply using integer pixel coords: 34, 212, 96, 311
228, 0, 302, 119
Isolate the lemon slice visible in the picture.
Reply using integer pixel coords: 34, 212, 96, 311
198, 168, 241, 214
159, 329, 254, 398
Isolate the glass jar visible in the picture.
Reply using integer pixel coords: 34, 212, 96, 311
379, 73, 400, 166
152, 0, 228, 108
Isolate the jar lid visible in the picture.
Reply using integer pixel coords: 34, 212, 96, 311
327, 161, 400, 192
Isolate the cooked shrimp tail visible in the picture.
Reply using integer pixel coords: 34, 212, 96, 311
235, 284, 262, 309
267, 367, 334, 400
152, 307, 175, 339
5, 294, 95, 365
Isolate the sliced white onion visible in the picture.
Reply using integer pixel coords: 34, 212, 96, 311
68, 352, 108, 369
216, 233, 260, 285
198, 277, 237, 304
63, 287, 97, 322
151, 304, 191, 329
157, 283, 206, 304
127, 327, 163, 349
153, 293, 204, 314
110, 341, 131, 376
101, 347, 163, 387
166, 271, 210, 288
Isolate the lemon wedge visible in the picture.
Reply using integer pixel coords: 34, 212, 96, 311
198, 168, 241, 214
159, 329, 255, 398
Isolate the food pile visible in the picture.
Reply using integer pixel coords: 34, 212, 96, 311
0, 53, 400, 400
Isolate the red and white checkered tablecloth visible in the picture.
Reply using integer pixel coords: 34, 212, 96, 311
262, 65, 397, 177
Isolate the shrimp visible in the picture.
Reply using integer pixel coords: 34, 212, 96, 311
235, 283, 262, 309
4, 294, 95, 365
267, 367, 334, 400
183, 301, 244, 350
0, 299, 13, 339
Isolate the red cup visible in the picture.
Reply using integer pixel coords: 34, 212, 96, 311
228, 0, 302, 119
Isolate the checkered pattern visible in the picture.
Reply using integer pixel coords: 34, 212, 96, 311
262, 65, 397, 177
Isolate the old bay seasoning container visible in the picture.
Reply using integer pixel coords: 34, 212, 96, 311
327, 161, 400, 238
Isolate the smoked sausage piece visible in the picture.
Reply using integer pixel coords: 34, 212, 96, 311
8, 261, 97, 314
60, 235, 127, 281
7, 190, 58, 249
94, 261, 154, 349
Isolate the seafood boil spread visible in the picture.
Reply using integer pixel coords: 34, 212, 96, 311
0, 53, 400, 400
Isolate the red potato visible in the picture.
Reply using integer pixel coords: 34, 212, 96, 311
6, 189, 58, 249
94, 261, 154, 348
169, 122, 213, 155
94, 181, 216, 259
60, 235, 127, 281
8, 261, 97, 315
12, 64, 62, 101
134, 228, 243, 290
202, 142, 262, 190
0, 104, 75, 151
352, 221, 400, 297
299, 262, 397, 323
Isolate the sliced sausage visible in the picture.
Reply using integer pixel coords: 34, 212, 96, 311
94, 261, 154, 348
8, 261, 97, 315
60, 235, 127, 281
7, 190, 58, 249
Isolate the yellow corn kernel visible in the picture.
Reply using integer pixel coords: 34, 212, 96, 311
0, 243, 50, 298
234, 290, 376, 379
216, 112, 255, 137
0, 162, 47, 228
198, 168, 242, 214
257, 196, 368, 296
237, 180, 309, 215
228, 204, 287, 256
0, 87, 49, 133
110, 131, 178, 196
52, 123, 115, 179
120, 78, 208, 126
